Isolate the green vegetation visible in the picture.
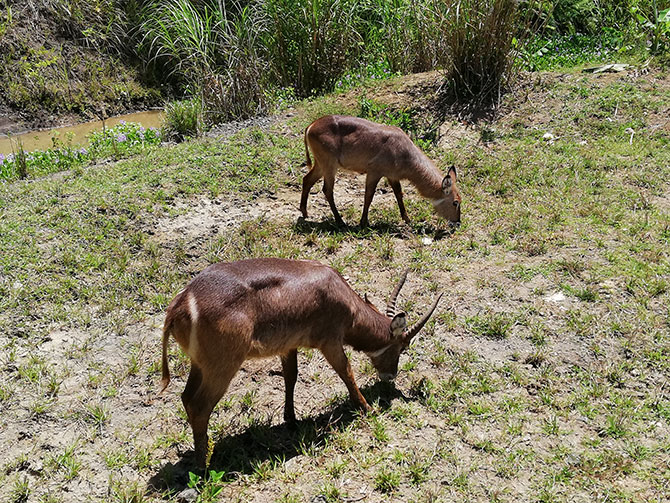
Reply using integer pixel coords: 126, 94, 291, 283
0, 122, 160, 181
0, 1, 669, 502
3, 0, 667, 129
161, 98, 205, 141
0, 68, 668, 501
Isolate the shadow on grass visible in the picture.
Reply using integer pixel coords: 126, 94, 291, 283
147, 381, 409, 495
293, 216, 457, 241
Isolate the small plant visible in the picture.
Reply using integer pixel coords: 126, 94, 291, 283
11, 475, 30, 503
162, 98, 204, 141
12, 138, 28, 179
407, 458, 432, 485
601, 415, 628, 439
371, 415, 390, 443
467, 312, 514, 339
318, 482, 345, 503
85, 402, 111, 431
374, 465, 401, 493
47, 442, 82, 481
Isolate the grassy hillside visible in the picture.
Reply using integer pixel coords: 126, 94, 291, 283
0, 69, 668, 502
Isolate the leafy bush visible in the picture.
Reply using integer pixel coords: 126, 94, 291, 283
632, 2, 670, 55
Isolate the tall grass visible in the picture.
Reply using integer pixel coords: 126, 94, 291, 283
131, 0, 536, 118
364, 0, 449, 74
439, 0, 528, 106
137, 0, 268, 120
261, 0, 366, 95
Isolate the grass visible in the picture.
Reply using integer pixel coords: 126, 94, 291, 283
0, 69, 669, 502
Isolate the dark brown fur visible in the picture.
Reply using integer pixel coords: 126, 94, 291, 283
161, 258, 440, 469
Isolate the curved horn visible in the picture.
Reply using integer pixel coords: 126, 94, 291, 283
386, 270, 408, 317
404, 293, 443, 342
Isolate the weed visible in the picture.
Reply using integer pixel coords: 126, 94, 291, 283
10, 476, 29, 503
374, 465, 401, 494
46, 442, 81, 481
467, 312, 515, 339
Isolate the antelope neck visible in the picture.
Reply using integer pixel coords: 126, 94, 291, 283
410, 165, 444, 201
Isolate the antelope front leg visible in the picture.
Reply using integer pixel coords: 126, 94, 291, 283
281, 349, 298, 423
320, 344, 371, 413
388, 179, 410, 224
322, 173, 345, 227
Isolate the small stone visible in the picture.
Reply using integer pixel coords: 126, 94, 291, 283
544, 292, 566, 303
421, 237, 433, 245
542, 132, 554, 141
176, 488, 199, 503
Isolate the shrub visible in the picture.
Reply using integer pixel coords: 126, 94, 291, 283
161, 98, 204, 141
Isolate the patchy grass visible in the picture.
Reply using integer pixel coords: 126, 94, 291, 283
0, 69, 668, 502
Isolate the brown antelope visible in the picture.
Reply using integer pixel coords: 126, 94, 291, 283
161, 258, 441, 468
300, 115, 461, 227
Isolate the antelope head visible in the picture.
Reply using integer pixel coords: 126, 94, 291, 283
433, 166, 461, 225
367, 271, 443, 381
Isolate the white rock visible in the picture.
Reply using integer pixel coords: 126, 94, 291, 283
421, 237, 433, 245
544, 292, 567, 303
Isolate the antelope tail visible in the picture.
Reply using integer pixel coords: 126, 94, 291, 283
160, 322, 171, 392
304, 125, 312, 168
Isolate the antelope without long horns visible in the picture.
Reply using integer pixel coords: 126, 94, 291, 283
161, 258, 441, 469
300, 115, 462, 227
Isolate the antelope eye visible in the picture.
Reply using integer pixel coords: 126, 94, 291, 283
453, 200, 460, 207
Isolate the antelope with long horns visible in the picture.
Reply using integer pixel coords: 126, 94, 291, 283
161, 258, 441, 468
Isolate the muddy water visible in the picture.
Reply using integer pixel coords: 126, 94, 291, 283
0, 110, 163, 155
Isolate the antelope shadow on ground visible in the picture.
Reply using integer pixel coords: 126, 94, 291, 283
293, 216, 455, 241
146, 381, 410, 496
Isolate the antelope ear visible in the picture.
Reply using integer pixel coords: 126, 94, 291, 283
390, 312, 407, 338
441, 166, 457, 195
441, 174, 452, 195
